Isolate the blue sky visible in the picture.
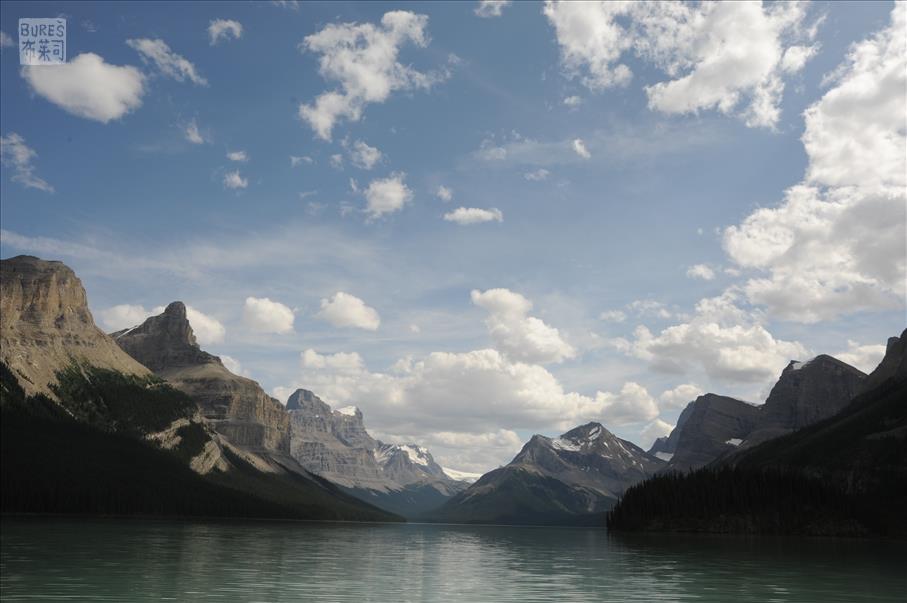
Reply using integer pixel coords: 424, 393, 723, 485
2, 1, 904, 472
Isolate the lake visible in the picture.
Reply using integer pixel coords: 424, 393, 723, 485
2, 518, 905, 602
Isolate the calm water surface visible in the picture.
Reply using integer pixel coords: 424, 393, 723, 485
2, 518, 905, 602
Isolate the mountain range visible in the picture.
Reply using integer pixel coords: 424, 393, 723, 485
2, 254, 902, 532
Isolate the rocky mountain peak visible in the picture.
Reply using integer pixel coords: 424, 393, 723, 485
111, 301, 216, 372
758, 354, 865, 432
286, 388, 331, 413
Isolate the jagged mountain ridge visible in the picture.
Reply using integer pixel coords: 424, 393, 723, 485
429, 422, 664, 525
651, 354, 868, 472
285, 387, 468, 516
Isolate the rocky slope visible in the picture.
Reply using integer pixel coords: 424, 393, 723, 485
0, 256, 149, 397
285, 388, 468, 516
744, 355, 866, 446
651, 355, 867, 471
113, 302, 290, 455
430, 422, 663, 525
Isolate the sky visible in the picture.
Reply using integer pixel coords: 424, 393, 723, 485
1, 1, 904, 473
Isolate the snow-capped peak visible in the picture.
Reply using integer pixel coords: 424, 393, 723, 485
334, 405, 359, 416
399, 444, 429, 466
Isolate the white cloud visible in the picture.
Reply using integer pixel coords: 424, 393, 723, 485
628, 299, 671, 319
724, 4, 906, 322
443, 207, 503, 225
596, 382, 659, 425
834, 340, 886, 374
330, 153, 344, 169
299, 11, 448, 140
639, 418, 674, 450
613, 291, 807, 384
571, 138, 591, 158
0, 133, 54, 192
524, 168, 550, 181
0, 31, 13, 49
99, 304, 154, 331
348, 140, 382, 169
563, 95, 583, 107
127, 38, 207, 86
543, 1, 819, 129
301, 349, 365, 372
184, 119, 205, 144
21, 53, 145, 123
659, 383, 703, 410
686, 264, 715, 281
290, 155, 313, 167
317, 291, 381, 330
226, 150, 248, 162
364, 172, 412, 219
471, 288, 575, 364
435, 185, 453, 201
208, 19, 243, 45
475, 1, 511, 18
599, 309, 626, 323
223, 170, 248, 189
243, 296, 294, 334
181, 305, 226, 345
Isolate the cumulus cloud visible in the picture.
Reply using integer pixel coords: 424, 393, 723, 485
223, 170, 248, 189
686, 264, 715, 280
348, 139, 382, 169
563, 95, 583, 107
543, 1, 819, 128
435, 185, 453, 201
0, 133, 54, 192
226, 150, 248, 162
475, 1, 511, 18
220, 355, 249, 377
21, 53, 145, 123
443, 207, 503, 225
724, 4, 906, 322
317, 291, 381, 330
243, 296, 294, 334
290, 155, 313, 167
628, 299, 671, 319
208, 19, 243, 45
471, 288, 575, 364
834, 340, 886, 374
613, 291, 807, 384
659, 383, 703, 410
571, 138, 591, 158
639, 418, 674, 450
301, 349, 365, 372
299, 11, 448, 140
596, 382, 659, 425
127, 38, 207, 86
363, 172, 412, 219
102, 303, 225, 345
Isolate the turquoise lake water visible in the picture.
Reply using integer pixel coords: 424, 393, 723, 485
2, 518, 905, 602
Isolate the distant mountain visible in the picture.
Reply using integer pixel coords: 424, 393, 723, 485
0, 256, 397, 522
650, 355, 867, 471
285, 388, 467, 517
429, 422, 663, 525
609, 329, 907, 536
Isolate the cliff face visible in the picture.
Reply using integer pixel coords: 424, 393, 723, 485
113, 302, 290, 454
0, 256, 150, 397
663, 394, 760, 472
746, 355, 866, 446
